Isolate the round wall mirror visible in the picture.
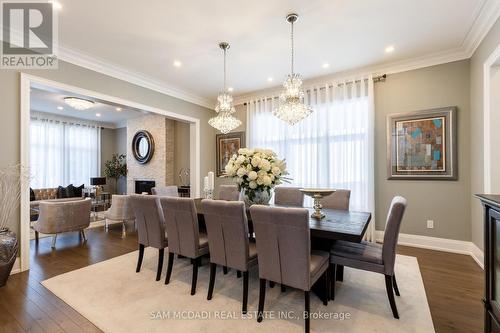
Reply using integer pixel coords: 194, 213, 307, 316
132, 130, 154, 164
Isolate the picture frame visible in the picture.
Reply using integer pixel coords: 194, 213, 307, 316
216, 131, 246, 177
387, 106, 458, 180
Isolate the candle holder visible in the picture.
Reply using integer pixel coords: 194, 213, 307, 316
204, 188, 214, 199
299, 189, 336, 219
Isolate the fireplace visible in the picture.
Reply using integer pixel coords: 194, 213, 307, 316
135, 180, 155, 194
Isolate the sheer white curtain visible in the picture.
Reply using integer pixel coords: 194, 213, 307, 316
30, 113, 101, 188
248, 76, 375, 241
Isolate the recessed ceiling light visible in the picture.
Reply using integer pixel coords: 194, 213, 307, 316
57, 106, 63, 110
116, 107, 122, 111
385, 45, 395, 53
267, 77, 273, 82
227, 87, 234, 92
173, 60, 182, 67
322, 63, 330, 69
95, 113, 101, 117
48, 1, 62, 10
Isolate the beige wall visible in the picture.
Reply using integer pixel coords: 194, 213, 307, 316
0, 59, 215, 238
470, 17, 500, 250
174, 121, 191, 186
100, 128, 118, 193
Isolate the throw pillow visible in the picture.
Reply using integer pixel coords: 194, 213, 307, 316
66, 184, 76, 198
57, 186, 68, 198
74, 184, 84, 197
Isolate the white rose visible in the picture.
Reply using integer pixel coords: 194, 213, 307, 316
248, 171, 258, 181
263, 175, 272, 186
256, 176, 264, 185
246, 164, 253, 171
237, 167, 247, 177
238, 148, 248, 155
236, 155, 246, 164
272, 166, 281, 176
249, 181, 257, 189
251, 156, 261, 167
260, 160, 271, 172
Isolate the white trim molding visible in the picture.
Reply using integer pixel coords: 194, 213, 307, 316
375, 230, 484, 269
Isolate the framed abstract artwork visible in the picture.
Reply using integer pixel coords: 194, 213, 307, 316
216, 131, 245, 177
387, 107, 458, 180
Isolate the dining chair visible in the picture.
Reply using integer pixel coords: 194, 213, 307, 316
103, 195, 135, 236
152, 186, 179, 197
202, 199, 257, 313
320, 189, 351, 210
218, 184, 240, 201
159, 197, 209, 295
130, 195, 168, 281
250, 205, 330, 333
330, 196, 407, 319
274, 186, 305, 206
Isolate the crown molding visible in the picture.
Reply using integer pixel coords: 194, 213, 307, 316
57, 46, 215, 110
462, 0, 500, 57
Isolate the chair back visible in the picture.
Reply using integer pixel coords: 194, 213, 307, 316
250, 205, 311, 290
159, 197, 200, 258
382, 196, 407, 275
107, 195, 135, 220
202, 199, 249, 271
152, 186, 178, 197
321, 189, 351, 210
36, 198, 91, 234
274, 187, 304, 207
218, 185, 240, 201
130, 195, 166, 249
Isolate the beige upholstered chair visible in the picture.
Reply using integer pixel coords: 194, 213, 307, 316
152, 186, 178, 197
103, 195, 135, 235
159, 197, 208, 295
34, 198, 91, 248
274, 186, 305, 206
202, 199, 257, 313
130, 195, 168, 281
321, 189, 351, 210
218, 185, 240, 201
250, 205, 330, 333
330, 196, 407, 319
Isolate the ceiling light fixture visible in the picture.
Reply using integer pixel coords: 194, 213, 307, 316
95, 113, 101, 117
267, 77, 273, 82
208, 42, 241, 134
173, 60, 182, 67
273, 13, 313, 126
116, 107, 122, 111
227, 87, 234, 92
322, 63, 330, 69
385, 45, 395, 53
63, 97, 95, 110
57, 106, 63, 110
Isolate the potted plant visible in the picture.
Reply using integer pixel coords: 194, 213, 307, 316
103, 154, 127, 194
0, 165, 28, 287
224, 148, 290, 205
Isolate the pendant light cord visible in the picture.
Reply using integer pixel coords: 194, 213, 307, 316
223, 47, 227, 91
290, 19, 294, 75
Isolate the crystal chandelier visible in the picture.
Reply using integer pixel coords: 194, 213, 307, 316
209, 42, 241, 134
273, 13, 313, 125
63, 97, 95, 110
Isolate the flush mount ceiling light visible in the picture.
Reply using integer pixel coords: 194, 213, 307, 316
63, 97, 95, 110
208, 42, 241, 134
273, 13, 313, 126
385, 45, 395, 53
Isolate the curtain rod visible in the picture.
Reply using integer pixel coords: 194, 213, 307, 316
242, 74, 386, 106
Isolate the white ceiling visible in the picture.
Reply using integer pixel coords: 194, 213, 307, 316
30, 86, 145, 127
54, 0, 498, 106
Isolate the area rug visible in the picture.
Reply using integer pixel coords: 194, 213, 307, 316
42, 248, 435, 333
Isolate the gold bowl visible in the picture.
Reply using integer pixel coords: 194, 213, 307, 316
299, 188, 336, 219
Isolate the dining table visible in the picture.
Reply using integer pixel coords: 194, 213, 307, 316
194, 198, 372, 298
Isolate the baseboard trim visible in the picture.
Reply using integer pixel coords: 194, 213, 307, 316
10, 257, 21, 275
375, 230, 484, 269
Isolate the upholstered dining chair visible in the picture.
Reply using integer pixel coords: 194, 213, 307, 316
202, 199, 257, 313
103, 195, 135, 236
330, 196, 407, 319
250, 205, 330, 333
274, 186, 305, 207
152, 186, 179, 197
159, 197, 209, 295
320, 189, 351, 210
130, 195, 167, 281
218, 185, 240, 201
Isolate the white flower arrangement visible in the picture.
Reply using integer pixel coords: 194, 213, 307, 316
225, 148, 290, 203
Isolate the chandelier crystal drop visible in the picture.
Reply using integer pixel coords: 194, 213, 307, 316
273, 13, 313, 125
209, 42, 241, 134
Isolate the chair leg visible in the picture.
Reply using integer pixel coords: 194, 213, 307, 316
304, 291, 310, 333
51, 234, 57, 249
105, 219, 109, 231
156, 249, 164, 281
191, 257, 200, 295
35, 231, 39, 243
257, 278, 266, 323
237, 270, 242, 278
165, 252, 175, 284
330, 263, 337, 300
121, 222, 126, 238
323, 268, 329, 306
281, 284, 286, 292
269, 281, 275, 288
207, 263, 216, 300
385, 274, 400, 319
242, 271, 249, 314
136, 244, 145, 272
80, 230, 86, 242
392, 274, 400, 296
336, 265, 344, 281
223, 266, 228, 275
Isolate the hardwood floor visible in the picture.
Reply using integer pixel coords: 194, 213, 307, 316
0, 223, 484, 333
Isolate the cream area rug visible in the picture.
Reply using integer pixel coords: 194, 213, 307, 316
42, 248, 435, 333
